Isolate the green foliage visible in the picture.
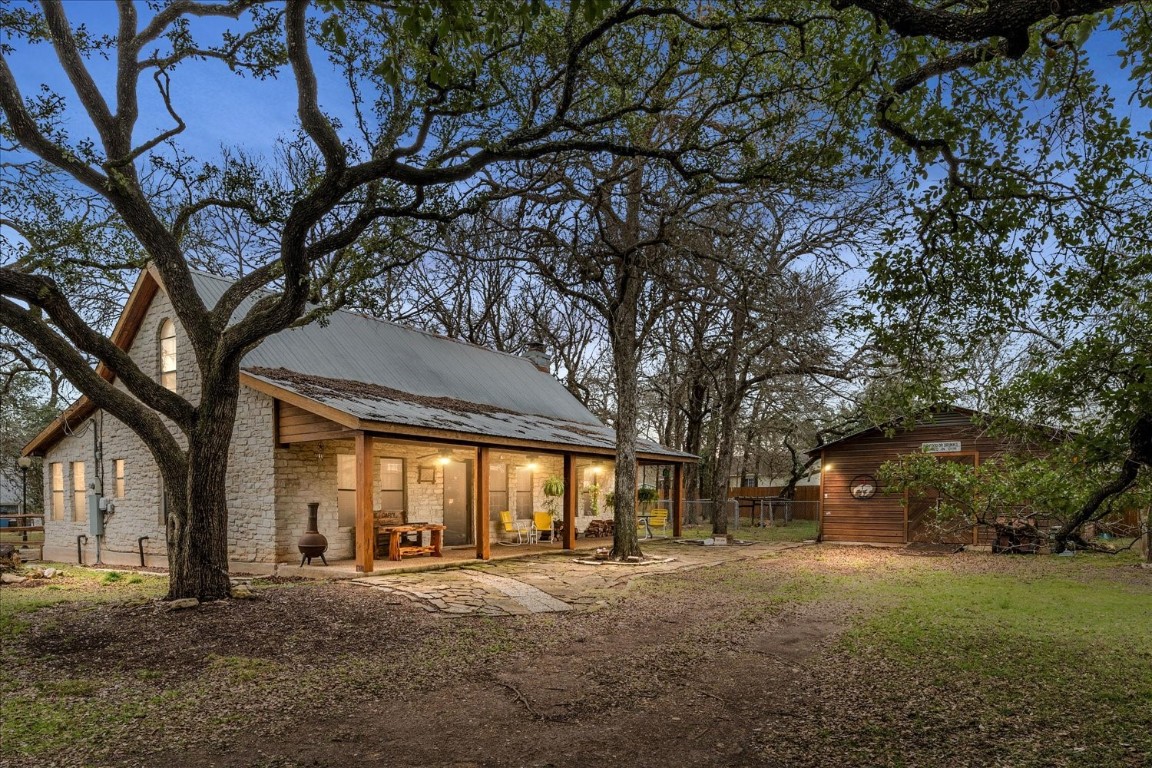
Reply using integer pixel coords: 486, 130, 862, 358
847, 3, 1152, 528
637, 486, 659, 503
543, 475, 564, 517
543, 475, 564, 497
879, 450, 1152, 535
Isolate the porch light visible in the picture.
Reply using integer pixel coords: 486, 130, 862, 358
592, 464, 603, 475
437, 449, 452, 465
525, 454, 538, 470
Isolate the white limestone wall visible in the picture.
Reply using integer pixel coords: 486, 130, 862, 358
40, 385, 276, 567
273, 439, 468, 561
272, 445, 619, 559
41, 285, 277, 566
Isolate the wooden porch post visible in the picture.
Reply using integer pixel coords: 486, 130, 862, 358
672, 462, 684, 538
355, 432, 374, 573
563, 453, 577, 550
476, 446, 491, 560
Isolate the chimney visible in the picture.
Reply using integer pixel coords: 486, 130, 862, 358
525, 342, 551, 373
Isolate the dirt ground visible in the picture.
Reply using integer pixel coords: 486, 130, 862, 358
2, 545, 1149, 768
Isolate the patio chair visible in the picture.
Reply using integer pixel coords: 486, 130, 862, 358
647, 508, 669, 537
532, 511, 554, 543
498, 510, 532, 545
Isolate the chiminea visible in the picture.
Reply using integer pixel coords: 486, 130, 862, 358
298, 502, 328, 566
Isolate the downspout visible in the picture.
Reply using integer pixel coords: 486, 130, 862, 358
138, 536, 150, 567
76, 534, 88, 565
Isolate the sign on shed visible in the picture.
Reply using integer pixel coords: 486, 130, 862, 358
921, 440, 962, 453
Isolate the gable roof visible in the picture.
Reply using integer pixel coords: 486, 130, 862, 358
806, 405, 985, 456
24, 268, 695, 462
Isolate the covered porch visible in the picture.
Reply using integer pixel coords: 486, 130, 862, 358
275, 421, 689, 574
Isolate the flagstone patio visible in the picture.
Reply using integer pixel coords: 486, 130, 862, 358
349, 540, 809, 616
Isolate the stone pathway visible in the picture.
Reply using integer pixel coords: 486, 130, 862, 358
460, 570, 572, 613
350, 541, 807, 617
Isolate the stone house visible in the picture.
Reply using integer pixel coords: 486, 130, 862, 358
23, 268, 694, 571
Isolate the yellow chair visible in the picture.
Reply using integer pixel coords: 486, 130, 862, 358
532, 511, 554, 544
498, 510, 531, 545
640, 508, 669, 538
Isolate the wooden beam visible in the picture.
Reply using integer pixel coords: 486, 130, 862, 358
672, 462, 684, 538
476, 446, 491, 560
240, 374, 360, 428
817, 449, 826, 543
355, 432, 374, 573
563, 453, 577, 550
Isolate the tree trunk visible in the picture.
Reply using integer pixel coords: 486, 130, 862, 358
709, 398, 740, 538
709, 302, 747, 538
164, 371, 240, 601
681, 378, 708, 504
1052, 414, 1150, 553
610, 299, 643, 560
1144, 504, 1151, 564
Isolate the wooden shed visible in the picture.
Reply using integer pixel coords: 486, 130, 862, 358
810, 407, 1026, 545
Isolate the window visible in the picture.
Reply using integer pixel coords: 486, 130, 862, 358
114, 459, 125, 499
379, 458, 405, 518
336, 454, 356, 528
515, 467, 533, 518
159, 318, 177, 391
50, 463, 64, 521
72, 461, 87, 522
489, 464, 509, 517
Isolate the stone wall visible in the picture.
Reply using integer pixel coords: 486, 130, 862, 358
41, 287, 276, 566
273, 446, 619, 559
274, 440, 485, 561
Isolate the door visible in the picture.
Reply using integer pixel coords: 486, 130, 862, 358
443, 460, 472, 545
905, 453, 977, 543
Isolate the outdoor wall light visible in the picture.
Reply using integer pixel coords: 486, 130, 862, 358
437, 449, 452, 465
525, 454, 538, 470
592, 464, 603, 475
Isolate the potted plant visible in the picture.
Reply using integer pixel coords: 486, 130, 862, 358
638, 485, 659, 513
586, 482, 601, 517
543, 475, 565, 521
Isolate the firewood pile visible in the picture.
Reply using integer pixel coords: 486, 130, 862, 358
0, 544, 20, 571
992, 519, 1043, 554
583, 519, 614, 538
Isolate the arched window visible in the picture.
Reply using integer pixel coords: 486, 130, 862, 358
159, 319, 177, 391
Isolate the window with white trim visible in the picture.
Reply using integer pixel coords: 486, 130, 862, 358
71, 461, 87, 522
159, 318, 177, 391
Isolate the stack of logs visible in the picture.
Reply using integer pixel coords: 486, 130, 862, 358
583, 519, 614, 538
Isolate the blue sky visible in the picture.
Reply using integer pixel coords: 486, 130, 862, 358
5, 1, 1145, 170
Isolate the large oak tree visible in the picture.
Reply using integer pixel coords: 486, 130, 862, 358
0, 0, 785, 597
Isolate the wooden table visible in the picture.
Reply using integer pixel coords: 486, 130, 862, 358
377, 523, 445, 561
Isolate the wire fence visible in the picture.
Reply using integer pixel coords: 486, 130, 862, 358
669, 499, 820, 530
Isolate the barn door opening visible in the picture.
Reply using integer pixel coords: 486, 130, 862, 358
905, 453, 978, 543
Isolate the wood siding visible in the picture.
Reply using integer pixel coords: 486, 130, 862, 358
276, 403, 354, 444
818, 413, 1017, 544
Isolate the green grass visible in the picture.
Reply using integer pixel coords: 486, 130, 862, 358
679, 518, 819, 543
0, 565, 168, 639
834, 558, 1152, 767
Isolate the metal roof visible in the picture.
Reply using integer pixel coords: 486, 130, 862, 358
245, 367, 693, 459
192, 272, 694, 461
